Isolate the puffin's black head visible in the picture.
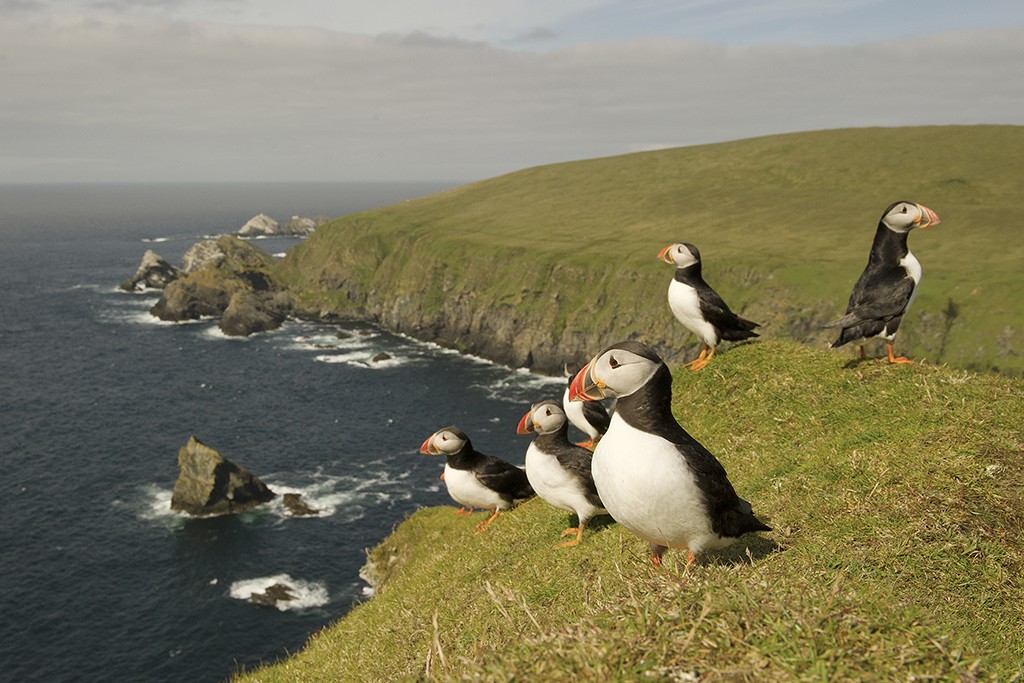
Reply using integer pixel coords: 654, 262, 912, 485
516, 399, 567, 435
658, 242, 701, 268
879, 201, 940, 234
419, 426, 471, 456
568, 340, 665, 401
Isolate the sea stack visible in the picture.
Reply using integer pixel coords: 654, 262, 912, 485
170, 436, 276, 516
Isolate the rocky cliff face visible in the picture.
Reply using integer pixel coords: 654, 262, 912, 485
280, 228, 689, 375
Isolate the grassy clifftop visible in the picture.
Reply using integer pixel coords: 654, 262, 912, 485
277, 125, 1024, 376
234, 340, 1024, 681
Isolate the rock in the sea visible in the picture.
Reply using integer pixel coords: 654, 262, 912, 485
249, 583, 296, 607
282, 493, 319, 517
219, 291, 291, 336
238, 213, 280, 238
120, 250, 182, 291
282, 216, 317, 236
170, 436, 275, 517
371, 352, 392, 363
182, 240, 226, 273
150, 236, 289, 333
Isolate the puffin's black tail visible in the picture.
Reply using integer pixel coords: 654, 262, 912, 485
720, 316, 760, 342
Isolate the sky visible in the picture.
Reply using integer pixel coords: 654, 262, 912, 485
1, 0, 1022, 184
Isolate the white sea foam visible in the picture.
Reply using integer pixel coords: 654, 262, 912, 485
135, 484, 188, 525
228, 574, 329, 611
267, 478, 361, 520
142, 237, 169, 243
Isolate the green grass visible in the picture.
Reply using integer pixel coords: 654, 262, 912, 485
276, 125, 1024, 376
233, 340, 1024, 682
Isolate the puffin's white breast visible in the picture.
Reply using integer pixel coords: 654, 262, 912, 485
592, 414, 726, 553
667, 280, 718, 347
443, 464, 508, 510
525, 442, 599, 518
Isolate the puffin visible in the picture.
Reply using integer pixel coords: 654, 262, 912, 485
516, 399, 605, 547
419, 426, 534, 532
658, 242, 759, 371
825, 201, 941, 363
561, 363, 611, 449
568, 340, 770, 567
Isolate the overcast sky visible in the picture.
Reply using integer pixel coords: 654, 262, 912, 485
2, 0, 1022, 184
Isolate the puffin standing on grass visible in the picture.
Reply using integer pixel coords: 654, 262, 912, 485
516, 400, 605, 547
568, 340, 770, 567
562, 363, 611, 448
826, 201, 941, 363
658, 243, 759, 371
420, 427, 534, 533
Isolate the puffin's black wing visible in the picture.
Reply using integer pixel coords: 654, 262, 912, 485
672, 432, 771, 538
695, 281, 760, 341
474, 454, 534, 501
581, 401, 611, 434
550, 443, 603, 508
825, 263, 915, 344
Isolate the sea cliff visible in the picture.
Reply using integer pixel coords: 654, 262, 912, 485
274, 126, 1024, 376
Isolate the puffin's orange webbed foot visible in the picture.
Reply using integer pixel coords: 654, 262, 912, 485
688, 346, 715, 371
474, 509, 500, 533
557, 527, 583, 548
886, 343, 914, 364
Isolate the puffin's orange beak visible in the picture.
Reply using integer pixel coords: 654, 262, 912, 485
915, 204, 940, 228
516, 410, 534, 435
657, 244, 675, 264
419, 436, 436, 454
568, 359, 604, 401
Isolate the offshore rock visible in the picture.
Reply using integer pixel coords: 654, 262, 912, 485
238, 213, 280, 237
249, 583, 296, 607
281, 215, 326, 236
182, 240, 226, 273
282, 493, 319, 517
219, 291, 291, 336
120, 250, 182, 291
150, 236, 289, 333
170, 436, 276, 517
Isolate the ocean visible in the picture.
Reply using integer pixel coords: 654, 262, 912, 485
0, 183, 566, 682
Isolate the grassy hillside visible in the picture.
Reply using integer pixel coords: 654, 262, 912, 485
277, 125, 1024, 375
234, 340, 1024, 681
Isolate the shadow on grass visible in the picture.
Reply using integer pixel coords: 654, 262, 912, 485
707, 534, 782, 566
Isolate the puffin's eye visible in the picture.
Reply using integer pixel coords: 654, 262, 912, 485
609, 356, 620, 369
900, 206, 907, 213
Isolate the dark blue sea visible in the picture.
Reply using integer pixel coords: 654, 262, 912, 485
0, 183, 565, 682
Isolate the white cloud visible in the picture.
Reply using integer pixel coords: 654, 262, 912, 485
0, 9, 1021, 182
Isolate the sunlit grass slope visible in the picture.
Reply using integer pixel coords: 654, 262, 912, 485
279, 125, 1024, 376
234, 340, 1024, 682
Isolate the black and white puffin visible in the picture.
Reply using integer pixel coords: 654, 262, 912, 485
420, 426, 534, 532
516, 399, 605, 546
658, 243, 759, 371
568, 340, 770, 566
562, 363, 611, 449
826, 201, 941, 363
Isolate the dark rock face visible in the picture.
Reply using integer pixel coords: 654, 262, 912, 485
282, 493, 319, 516
170, 436, 275, 517
120, 250, 182, 291
249, 583, 296, 607
150, 276, 239, 321
149, 236, 292, 336
219, 291, 291, 336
